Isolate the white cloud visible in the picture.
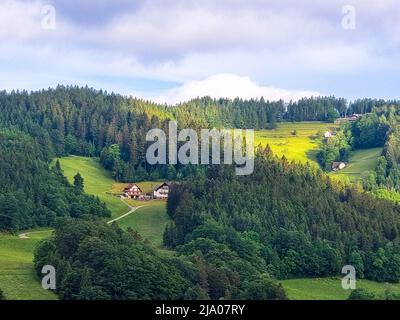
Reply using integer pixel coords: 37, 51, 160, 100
153, 74, 321, 104
0, 0, 399, 99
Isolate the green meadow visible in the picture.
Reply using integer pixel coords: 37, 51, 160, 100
254, 122, 337, 166
57, 156, 129, 219
329, 147, 383, 182
117, 201, 170, 247
0, 141, 387, 300
58, 156, 170, 247
281, 277, 400, 300
0, 230, 57, 300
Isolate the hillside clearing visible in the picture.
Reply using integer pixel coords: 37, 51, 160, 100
117, 201, 170, 247
56, 156, 130, 219
0, 230, 57, 300
281, 277, 400, 300
330, 147, 382, 182
58, 156, 170, 247
255, 122, 337, 165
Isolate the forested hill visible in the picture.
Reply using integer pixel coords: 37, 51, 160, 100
165, 153, 400, 283
0, 129, 110, 231
0, 86, 349, 182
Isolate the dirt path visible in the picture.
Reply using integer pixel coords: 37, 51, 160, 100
18, 200, 144, 238
18, 232, 30, 239
107, 199, 147, 224
18, 230, 49, 239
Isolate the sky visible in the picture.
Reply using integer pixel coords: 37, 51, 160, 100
0, 0, 400, 104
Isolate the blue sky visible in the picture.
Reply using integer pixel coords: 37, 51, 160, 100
1, 0, 399, 104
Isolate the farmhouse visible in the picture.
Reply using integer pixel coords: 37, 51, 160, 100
334, 114, 362, 124
122, 184, 143, 199
153, 182, 171, 199
348, 114, 362, 122
332, 162, 346, 172
324, 131, 338, 138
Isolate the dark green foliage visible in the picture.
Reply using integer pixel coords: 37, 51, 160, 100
34, 219, 286, 300
286, 97, 346, 121
0, 288, 4, 300
347, 288, 377, 300
245, 275, 287, 300
351, 113, 389, 149
0, 130, 110, 231
0, 88, 286, 182
317, 131, 352, 170
73, 173, 84, 192
34, 219, 191, 300
355, 107, 400, 192
166, 155, 400, 282
349, 99, 400, 115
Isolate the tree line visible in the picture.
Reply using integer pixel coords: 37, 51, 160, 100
0, 87, 359, 183
34, 218, 287, 300
0, 129, 110, 231
164, 151, 400, 283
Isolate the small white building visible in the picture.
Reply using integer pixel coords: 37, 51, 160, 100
153, 182, 171, 199
324, 131, 333, 138
332, 162, 346, 172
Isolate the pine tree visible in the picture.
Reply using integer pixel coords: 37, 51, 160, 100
73, 172, 84, 192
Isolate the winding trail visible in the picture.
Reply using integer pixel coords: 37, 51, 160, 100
18, 200, 147, 238
18, 232, 30, 239
18, 230, 51, 239
107, 202, 146, 224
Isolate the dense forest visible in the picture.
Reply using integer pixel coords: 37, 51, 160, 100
285, 97, 346, 122
317, 103, 400, 193
3, 86, 400, 299
317, 113, 390, 170
34, 217, 287, 300
0, 129, 110, 231
164, 153, 400, 282
348, 99, 400, 115
0, 87, 353, 183
361, 106, 400, 192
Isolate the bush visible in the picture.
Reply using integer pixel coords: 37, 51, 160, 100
347, 289, 377, 300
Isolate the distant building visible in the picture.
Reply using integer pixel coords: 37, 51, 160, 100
332, 162, 346, 172
122, 184, 143, 199
324, 131, 333, 138
348, 114, 362, 122
153, 182, 171, 200
334, 114, 362, 124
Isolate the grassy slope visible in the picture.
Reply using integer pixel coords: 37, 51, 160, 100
281, 277, 400, 300
57, 156, 129, 219
0, 230, 57, 300
117, 201, 169, 247
329, 147, 382, 182
58, 156, 170, 247
255, 122, 336, 166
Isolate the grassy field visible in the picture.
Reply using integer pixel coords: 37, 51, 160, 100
58, 156, 170, 247
57, 156, 129, 219
281, 277, 400, 300
0, 230, 57, 300
255, 122, 337, 166
330, 148, 382, 182
117, 201, 170, 247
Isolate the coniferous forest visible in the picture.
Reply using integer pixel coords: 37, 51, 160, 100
2, 87, 400, 300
